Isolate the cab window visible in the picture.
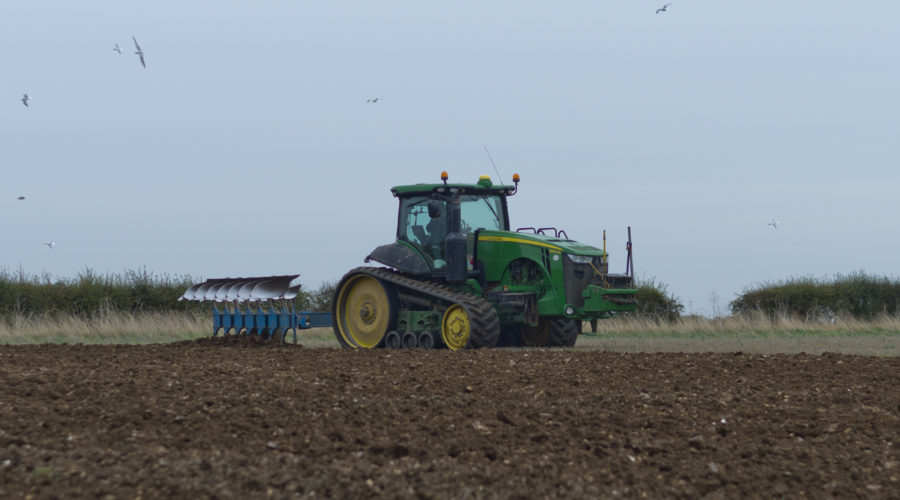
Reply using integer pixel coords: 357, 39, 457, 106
399, 196, 447, 261
459, 194, 505, 233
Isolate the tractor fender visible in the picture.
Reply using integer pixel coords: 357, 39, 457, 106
366, 243, 432, 275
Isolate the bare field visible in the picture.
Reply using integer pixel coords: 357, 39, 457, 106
0, 341, 897, 498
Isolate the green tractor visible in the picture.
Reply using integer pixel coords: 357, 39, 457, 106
332, 172, 636, 349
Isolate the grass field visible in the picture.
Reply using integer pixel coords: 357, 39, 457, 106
0, 311, 209, 345
579, 312, 900, 356
1, 311, 898, 355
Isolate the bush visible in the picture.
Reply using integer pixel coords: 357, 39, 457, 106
295, 280, 337, 312
625, 277, 684, 322
729, 271, 900, 319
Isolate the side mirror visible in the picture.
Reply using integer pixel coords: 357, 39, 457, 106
428, 200, 443, 219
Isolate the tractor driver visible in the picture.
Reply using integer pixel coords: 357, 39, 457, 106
424, 203, 447, 261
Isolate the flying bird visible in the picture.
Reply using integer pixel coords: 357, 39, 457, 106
21, 93, 30, 107
656, 3, 672, 13
17, 196, 26, 200
132, 36, 146, 68
113, 43, 122, 54
367, 97, 380, 103
768, 219, 780, 229
44, 241, 56, 249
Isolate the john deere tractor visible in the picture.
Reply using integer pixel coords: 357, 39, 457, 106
332, 172, 636, 350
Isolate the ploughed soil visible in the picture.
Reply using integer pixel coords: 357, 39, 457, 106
0, 340, 897, 498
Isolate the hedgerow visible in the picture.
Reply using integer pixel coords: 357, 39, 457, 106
730, 271, 900, 319
0, 268, 336, 317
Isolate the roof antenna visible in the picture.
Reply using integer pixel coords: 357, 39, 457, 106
483, 145, 505, 186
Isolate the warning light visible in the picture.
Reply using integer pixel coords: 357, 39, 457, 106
513, 173, 520, 183
441, 171, 448, 181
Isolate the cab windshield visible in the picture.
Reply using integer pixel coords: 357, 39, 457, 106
458, 194, 505, 233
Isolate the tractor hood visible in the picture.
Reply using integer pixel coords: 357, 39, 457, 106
477, 230, 606, 256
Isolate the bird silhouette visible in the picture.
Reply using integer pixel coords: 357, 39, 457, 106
45, 241, 56, 249
17, 196, 26, 200
367, 97, 380, 103
656, 3, 671, 14
21, 93, 30, 107
132, 36, 146, 68
114, 43, 122, 54
768, 219, 780, 229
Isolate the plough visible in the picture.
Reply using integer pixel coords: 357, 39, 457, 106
179, 275, 331, 343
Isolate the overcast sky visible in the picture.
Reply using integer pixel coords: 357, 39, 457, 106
3, 1, 898, 315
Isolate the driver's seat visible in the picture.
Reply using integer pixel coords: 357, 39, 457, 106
411, 225, 427, 244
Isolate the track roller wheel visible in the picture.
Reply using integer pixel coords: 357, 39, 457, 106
384, 331, 401, 349
417, 330, 436, 349
548, 318, 579, 347
332, 273, 396, 348
401, 331, 418, 349
441, 305, 471, 350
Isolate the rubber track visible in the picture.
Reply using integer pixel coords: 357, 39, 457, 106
346, 267, 500, 348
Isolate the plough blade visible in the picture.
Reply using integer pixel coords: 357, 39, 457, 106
179, 275, 301, 302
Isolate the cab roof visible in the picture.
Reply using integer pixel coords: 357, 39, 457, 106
391, 175, 516, 197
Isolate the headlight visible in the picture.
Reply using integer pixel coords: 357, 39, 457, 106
566, 254, 593, 264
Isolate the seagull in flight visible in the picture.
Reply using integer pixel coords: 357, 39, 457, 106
44, 241, 56, 249
17, 195, 26, 200
768, 218, 780, 230
132, 36, 146, 68
656, 3, 672, 14
113, 43, 122, 54
367, 97, 380, 103
21, 93, 30, 107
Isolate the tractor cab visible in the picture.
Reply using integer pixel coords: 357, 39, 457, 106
398, 190, 507, 265
366, 173, 517, 280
